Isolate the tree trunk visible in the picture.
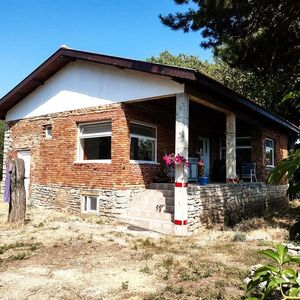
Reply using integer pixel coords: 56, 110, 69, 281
8, 158, 26, 223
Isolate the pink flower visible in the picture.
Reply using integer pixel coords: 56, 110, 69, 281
198, 159, 204, 166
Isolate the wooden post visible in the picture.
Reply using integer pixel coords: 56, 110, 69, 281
226, 112, 237, 182
174, 92, 189, 235
8, 158, 26, 223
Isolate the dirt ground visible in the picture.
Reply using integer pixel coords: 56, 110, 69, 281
0, 201, 298, 300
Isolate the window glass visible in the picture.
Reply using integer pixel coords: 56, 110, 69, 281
90, 197, 97, 211
130, 137, 155, 161
82, 137, 111, 160
130, 123, 156, 162
44, 125, 52, 139
130, 123, 156, 138
265, 138, 275, 166
81, 123, 111, 135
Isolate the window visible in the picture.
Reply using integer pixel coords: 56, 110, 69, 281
82, 195, 98, 213
130, 122, 157, 163
44, 125, 52, 139
220, 137, 252, 165
78, 122, 111, 162
265, 138, 275, 167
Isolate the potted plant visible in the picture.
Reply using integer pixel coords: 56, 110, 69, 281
162, 153, 189, 183
198, 155, 208, 185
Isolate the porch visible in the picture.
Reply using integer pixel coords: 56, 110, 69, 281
123, 92, 288, 234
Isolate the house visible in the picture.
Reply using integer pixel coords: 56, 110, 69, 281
0, 47, 299, 234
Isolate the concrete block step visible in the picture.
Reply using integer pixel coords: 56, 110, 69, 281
126, 208, 173, 221
119, 216, 175, 234
129, 197, 174, 209
135, 189, 174, 200
150, 183, 174, 191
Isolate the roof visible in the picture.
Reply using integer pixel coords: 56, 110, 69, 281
0, 47, 299, 134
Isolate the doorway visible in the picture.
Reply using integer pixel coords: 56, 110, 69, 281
198, 137, 210, 177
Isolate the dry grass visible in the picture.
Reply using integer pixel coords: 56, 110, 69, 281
0, 200, 298, 300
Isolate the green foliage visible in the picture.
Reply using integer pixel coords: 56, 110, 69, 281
160, 0, 298, 76
268, 149, 300, 196
245, 244, 300, 299
147, 52, 299, 125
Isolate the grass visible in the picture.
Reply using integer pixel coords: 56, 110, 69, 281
0, 200, 298, 299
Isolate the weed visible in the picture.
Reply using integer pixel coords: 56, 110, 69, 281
121, 281, 129, 290
10, 252, 27, 260
233, 231, 247, 242
140, 265, 152, 275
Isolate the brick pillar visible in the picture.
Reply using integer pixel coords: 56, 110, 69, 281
226, 112, 237, 182
174, 92, 189, 235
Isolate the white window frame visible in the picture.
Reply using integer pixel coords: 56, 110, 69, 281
44, 124, 52, 139
81, 195, 99, 214
76, 121, 112, 163
265, 138, 275, 168
219, 137, 252, 159
129, 121, 157, 164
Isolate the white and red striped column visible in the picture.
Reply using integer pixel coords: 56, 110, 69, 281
174, 92, 189, 235
226, 112, 237, 182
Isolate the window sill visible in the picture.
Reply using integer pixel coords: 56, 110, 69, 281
81, 210, 98, 215
130, 160, 160, 165
266, 165, 275, 169
74, 160, 111, 164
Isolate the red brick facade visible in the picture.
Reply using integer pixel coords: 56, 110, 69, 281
5, 101, 289, 196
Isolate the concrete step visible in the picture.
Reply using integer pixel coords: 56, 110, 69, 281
150, 182, 174, 190
119, 216, 175, 234
126, 208, 173, 221
129, 196, 174, 208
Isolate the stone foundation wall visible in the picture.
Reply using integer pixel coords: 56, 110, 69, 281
187, 183, 288, 232
30, 183, 141, 218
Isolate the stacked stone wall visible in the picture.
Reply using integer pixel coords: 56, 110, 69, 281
30, 183, 142, 217
187, 183, 288, 232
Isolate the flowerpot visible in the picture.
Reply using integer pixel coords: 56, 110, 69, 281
198, 176, 208, 185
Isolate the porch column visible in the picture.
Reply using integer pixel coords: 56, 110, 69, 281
226, 112, 237, 182
174, 92, 189, 235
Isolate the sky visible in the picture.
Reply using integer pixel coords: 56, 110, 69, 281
0, 0, 212, 98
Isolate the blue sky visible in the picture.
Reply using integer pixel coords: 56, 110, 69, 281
0, 0, 212, 98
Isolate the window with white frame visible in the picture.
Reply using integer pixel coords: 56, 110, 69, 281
130, 122, 157, 162
265, 138, 275, 167
44, 124, 52, 139
78, 122, 111, 161
82, 195, 98, 213
220, 137, 252, 164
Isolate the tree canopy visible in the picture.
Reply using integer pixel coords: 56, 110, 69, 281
160, 0, 299, 76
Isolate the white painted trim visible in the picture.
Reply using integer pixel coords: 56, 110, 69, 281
81, 195, 99, 214
265, 138, 275, 167
77, 121, 112, 161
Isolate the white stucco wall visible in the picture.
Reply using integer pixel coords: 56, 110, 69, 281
6, 61, 184, 121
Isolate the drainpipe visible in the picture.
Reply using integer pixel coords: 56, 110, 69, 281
174, 92, 189, 235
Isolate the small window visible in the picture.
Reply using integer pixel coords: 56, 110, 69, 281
265, 138, 275, 167
78, 122, 111, 161
44, 125, 52, 139
82, 195, 98, 213
130, 122, 157, 163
